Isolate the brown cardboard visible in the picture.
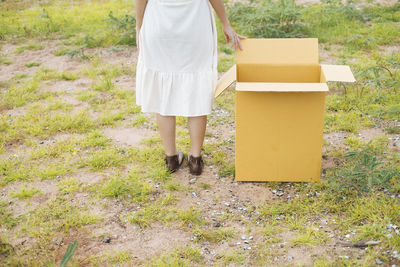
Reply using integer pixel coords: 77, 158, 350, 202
215, 38, 356, 182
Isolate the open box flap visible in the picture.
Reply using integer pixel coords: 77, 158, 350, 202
237, 38, 319, 65
321, 64, 356, 82
236, 82, 329, 92
214, 38, 321, 97
214, 64, 236, 97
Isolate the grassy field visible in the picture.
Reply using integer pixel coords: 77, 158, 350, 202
0, 0, 399, 266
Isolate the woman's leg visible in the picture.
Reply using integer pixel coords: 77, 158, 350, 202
188, 115, 207, 157
156, 113, 177, 156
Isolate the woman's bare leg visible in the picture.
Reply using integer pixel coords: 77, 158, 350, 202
156, 113, 177, 156
188, 115, 207, 157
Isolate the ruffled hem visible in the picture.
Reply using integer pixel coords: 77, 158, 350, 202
135, 61, 218, 117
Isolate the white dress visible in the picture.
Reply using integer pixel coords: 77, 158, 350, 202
135, 0, 218, 117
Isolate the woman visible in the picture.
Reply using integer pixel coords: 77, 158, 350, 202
135, 0, 245, 176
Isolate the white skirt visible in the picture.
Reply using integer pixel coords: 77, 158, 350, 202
135, 0, 218, 116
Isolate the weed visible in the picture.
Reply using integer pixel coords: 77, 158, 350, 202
192, 227, 235, 243
199, 183, 211, 190
0, 201, 20, 229
105, 11, 137, 46
132, 114, 150, 127
9, 185, 41, 199
89, 249, 133, 265
291, 226, 329, 246
0, 55, 12, 65
21, 195, 100, 243
57, 177, 81, 195
85, 146, 133, 170
217, 56, 234, 72
98, 171, 152, 201
327, 147, 398, 194
127, 194, 178, 228
14, 43, 43, 54
385, 126, 400, 134
228, 0, 307, 38
25, 62, 40, 68
217, 249, 246, 265
150, 246, 203, 266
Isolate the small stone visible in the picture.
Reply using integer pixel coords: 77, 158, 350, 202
192, 192, 197, 198
150, 197, 155, 201
103, 236, 111, 243
241, 235, 246, 240
345, 234, 350, 238
189, 178, 196, 184
276, 216, 281, 220
249, 235, 253, 240
213, 222, 221, 228
236, 242, 241, 245
131, 225, 137, 230
376, 258, 383, 265
54, 237, 63, 246
272, 190, 277, 194
196, 201, 201, 205
224, 202, 230, 207
288, 256, 293, 261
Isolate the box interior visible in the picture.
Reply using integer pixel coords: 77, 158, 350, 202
237, 64, 322, 83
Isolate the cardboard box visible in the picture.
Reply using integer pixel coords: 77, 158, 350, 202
215, 38, 356, 182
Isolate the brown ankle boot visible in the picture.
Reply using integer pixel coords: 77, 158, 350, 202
188, 154, 204, 176
164, 151, 184, 173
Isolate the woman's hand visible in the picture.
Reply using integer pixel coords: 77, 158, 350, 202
222, 24, 246, 50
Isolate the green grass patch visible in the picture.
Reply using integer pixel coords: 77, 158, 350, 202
149, 246, 203, 267
25, 62, 40, 68
192, 227, 235, 243
9, 185, 41, 199
14, 43, 43, 54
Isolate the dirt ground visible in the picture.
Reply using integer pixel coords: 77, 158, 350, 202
1, 35, 399, 266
